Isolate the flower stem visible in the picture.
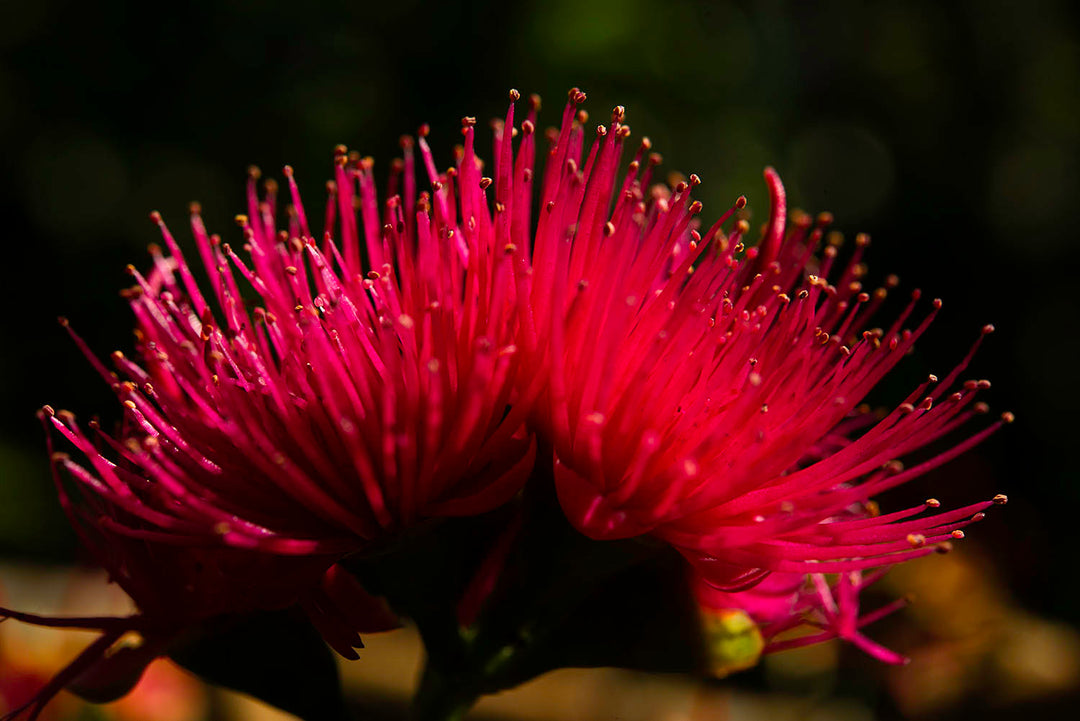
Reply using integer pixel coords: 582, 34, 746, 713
410, 660, 483, 721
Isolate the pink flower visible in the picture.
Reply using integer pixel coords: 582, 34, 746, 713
3, 113, 536, 718
50, 142, 532, 556
696, 568, 915, 665
515, 89, 1009, 629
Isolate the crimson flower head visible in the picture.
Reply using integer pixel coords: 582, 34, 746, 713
45, 126, 533, 568
514, 89, 1009, 646
3, 117, 536, 719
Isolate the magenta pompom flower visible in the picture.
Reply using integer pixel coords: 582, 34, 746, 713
52, 141, 532, 551
3, 114, 537, 718
515, 89, 1009, 633
45, 129, 533, 562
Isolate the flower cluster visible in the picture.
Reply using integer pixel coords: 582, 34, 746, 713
2, 88, 1008, 720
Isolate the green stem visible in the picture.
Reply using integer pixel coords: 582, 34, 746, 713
410, 659, 483, 721
395, 450, 671, 717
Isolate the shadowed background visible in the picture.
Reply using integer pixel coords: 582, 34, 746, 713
1, 0, 1077, 719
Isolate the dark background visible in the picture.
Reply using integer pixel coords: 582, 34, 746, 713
1, 0, 1077, 718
